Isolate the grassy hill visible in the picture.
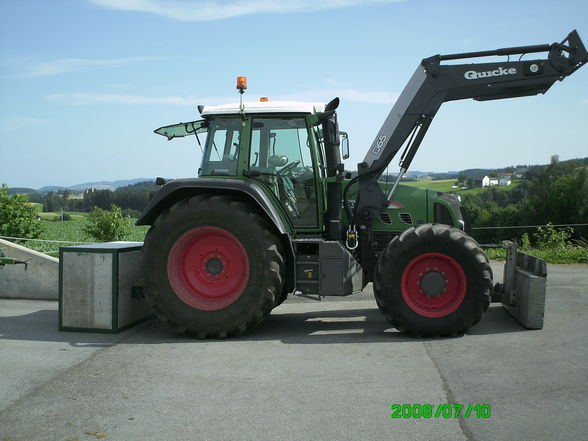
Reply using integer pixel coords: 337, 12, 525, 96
401, 179, 522, 195
401, 179, 458, 193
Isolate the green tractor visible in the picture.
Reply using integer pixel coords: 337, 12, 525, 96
138, 31, 587, 338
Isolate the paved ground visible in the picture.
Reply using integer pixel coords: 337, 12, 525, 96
1, 263, 587, 441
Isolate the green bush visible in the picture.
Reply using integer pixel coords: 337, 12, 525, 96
519, 224, 587, 263
534, 223, 573, 249
486, 224, 588, 263
0, 184, 44, 239
82, 205, 131, 242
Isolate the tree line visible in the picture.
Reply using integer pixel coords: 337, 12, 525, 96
40, 181, 158, 217
463, 156, 588, 244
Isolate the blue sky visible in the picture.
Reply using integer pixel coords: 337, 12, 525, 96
1, 0, 587, 188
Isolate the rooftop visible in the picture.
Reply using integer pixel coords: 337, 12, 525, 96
201, 100, 326, 116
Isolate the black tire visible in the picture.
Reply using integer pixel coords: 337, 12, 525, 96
373, 224, 492, 337
273, 288, 289, 308
141, 194, 284, 338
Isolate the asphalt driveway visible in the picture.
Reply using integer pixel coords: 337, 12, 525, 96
1, 263, 587, 441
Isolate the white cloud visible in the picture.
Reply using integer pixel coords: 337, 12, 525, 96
89, 0, 405, 21
25, 57, 161, 77
45, 92, 233, 106
46, 87, 399, 106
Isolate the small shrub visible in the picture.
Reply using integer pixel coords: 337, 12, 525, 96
521, 232, 531, 250
485, 248, 507, 260
0, 184, 44, 239
534, 223, 573, 250
82, 205, 130, 242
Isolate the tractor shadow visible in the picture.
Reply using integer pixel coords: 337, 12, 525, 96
0, 303, 528, 346
126, 302, 529, 345
242, 303, 529, 344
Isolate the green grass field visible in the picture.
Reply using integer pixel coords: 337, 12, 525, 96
401, 179, 458, 193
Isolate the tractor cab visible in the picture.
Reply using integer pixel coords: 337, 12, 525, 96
154, 94, 344, 231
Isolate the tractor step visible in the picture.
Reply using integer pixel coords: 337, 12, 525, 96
292, 239, 364, 296
295, 254, 320, 295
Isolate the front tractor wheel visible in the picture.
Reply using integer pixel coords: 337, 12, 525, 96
141, 195, 284, 338
374, 224, 492, 337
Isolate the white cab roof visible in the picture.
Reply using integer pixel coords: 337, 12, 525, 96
201, 101, 326, 116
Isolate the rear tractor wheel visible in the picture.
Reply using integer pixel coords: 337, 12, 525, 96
141, 194, 284, 338
374, 224, 492, 337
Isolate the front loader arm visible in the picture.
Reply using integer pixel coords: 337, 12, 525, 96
354, 30, 587, 215
351, 29, 587, 272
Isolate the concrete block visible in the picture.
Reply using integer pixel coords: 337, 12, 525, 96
59, 242, 153, 333
503, 268, 547, 329
501, 242, 547, 330
0, 238, 59, 300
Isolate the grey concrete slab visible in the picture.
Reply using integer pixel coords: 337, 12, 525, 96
0, 299, 136, 414
1, 301, 465, 441
426, 263, 588, 441
0, 263, 586, 441
0, 238, 59, 300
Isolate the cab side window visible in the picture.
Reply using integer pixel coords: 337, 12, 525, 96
249, 118, 318, 227
200, 117, 241, 176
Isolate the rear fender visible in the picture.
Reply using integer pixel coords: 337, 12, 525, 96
137, 178, 295, 293
137, 178, 289, 232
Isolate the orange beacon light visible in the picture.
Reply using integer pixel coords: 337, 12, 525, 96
236, 76, 247, 92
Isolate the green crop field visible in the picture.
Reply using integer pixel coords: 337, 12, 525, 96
25, 217, 149, 257
37, 212, 89, 221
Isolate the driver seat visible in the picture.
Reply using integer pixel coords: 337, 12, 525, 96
269, 154, 300, 218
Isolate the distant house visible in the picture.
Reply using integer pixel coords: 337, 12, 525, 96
499, 176, 512, 186
481, 175, 500, 187
514, 168, 529, 178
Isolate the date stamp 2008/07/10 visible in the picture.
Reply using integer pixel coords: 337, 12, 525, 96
390, 403, 491, 419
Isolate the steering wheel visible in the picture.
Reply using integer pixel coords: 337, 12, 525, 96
277, 160, 300, 176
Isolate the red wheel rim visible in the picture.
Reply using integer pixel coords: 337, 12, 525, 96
401, 252, 467, 318
167, 226, 249, 311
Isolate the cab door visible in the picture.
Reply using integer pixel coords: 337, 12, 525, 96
248, 117, 319, 229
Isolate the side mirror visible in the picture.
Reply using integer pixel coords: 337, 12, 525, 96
340, 131, 349, 160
